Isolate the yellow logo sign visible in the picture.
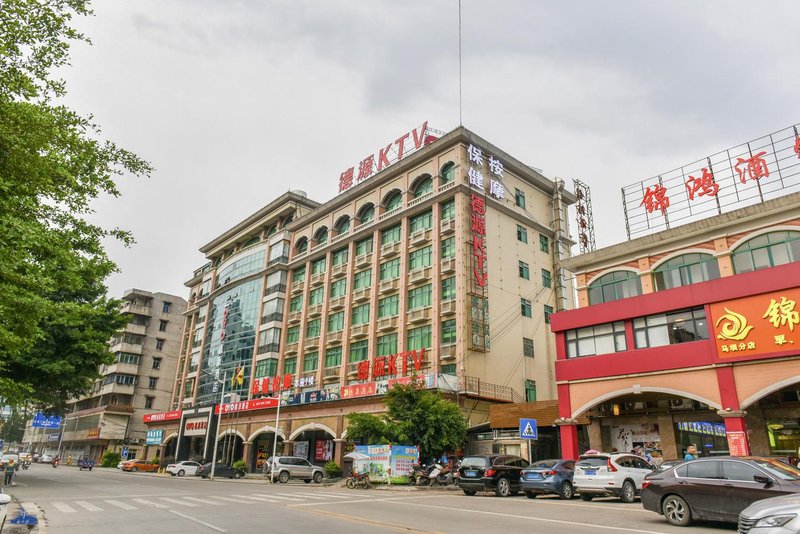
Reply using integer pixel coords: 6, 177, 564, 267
715, 308, 754, 341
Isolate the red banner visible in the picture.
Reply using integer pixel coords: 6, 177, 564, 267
143, 410, 182, 423
727, 431, 749, 456
215, 397, 278, 415
341, 382, 377, 400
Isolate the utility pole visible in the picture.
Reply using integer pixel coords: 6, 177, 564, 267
209, 373, 226, 481
269, 382, 283, 483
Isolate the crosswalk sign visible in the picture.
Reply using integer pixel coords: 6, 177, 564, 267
519, 418, 538, 439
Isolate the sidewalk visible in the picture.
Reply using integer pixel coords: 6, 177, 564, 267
4, 495, 39, 533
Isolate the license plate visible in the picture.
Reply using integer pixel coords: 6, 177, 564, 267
585, 469, 596, 476
526, 473, 540, 480
465, 470, 478, 477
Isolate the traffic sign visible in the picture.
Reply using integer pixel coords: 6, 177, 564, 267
32, 413, 62, 429
121, 446, 129, 460
519, 418, 538, 439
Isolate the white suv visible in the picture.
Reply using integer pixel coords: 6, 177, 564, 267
573, 452, 654, 503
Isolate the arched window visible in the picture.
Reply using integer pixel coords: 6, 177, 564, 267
334, 217, 350, 235
295, 237, 308, 254
653, 253, 720, 290
732, 231, 800, 274
588, 271, 642, 305
243, 235, 260, 247
384, 191, 403, 212
357, 203, 375, 224
441, 162, 455, 184
266, 225, 278, 237
413, 175, 433, 198
314, 227, 328, 245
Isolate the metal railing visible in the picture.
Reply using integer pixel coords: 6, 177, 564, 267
460, 376, 524, 403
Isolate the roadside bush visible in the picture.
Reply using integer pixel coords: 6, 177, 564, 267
150, 457, 159, 465
100, 451, 121, 468
323, 461, 342, 478
232, 459, 247, 472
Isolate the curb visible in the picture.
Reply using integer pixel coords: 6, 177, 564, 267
5, 496, 39, 533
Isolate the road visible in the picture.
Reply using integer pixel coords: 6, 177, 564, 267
6, 464, 736, 533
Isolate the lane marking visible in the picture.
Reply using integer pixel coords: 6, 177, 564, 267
75, 500, 103, 512
169, 509, 227, 533
235, 495, 280, 503
276, 493, 331, 500
254, 494, 303, 501
20, 502, 47, 534
160, 497, 200, 507
306, 507, 445, 533
517, 497, 652, 514
132, 498, 168, 509
51, 501, 77, 513
289, 495, 430, 508
212, 496, 256, 504
183, 496, 223, 506
105, 500, 137, 511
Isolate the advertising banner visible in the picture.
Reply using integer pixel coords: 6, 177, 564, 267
293, 441, 309, 460
355, 445, 391, 477
611, 423, 660, 453
143, 410, 182, 423
315, 440, 334, 462
47, 433, 61, 442
146, 429, 163, 445
215, 397, 278, 414
183, 417, 208, 437
390, 445, 419, 477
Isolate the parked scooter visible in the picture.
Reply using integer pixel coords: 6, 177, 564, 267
408, 463, 435, 486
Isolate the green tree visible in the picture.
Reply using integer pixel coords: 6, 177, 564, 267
344, 412, 392, 445
0, 0, 152, 409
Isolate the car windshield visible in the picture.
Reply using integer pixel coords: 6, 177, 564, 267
529, 460, 559, 469
461, 457, 490, 468
752, 459, 800, 481
577, 456, 608, 467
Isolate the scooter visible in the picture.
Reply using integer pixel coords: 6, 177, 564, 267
408, 463, 434, 486
52, 459, 59, 468
21, 461, 30, 470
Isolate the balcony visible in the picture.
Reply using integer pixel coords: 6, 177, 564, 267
441, 257, 456, 274
440, 218, 455, 234
377, 316, 397, 331
353, 219, 375, 233
285, 343, 299, 355
103, 362, 139, 375
408, 267, 432, 286
380, 241, 400, 258
324, 367, 341, 382
410, 229, 431, 246
305, 336, 320, 350
123, 323, 146, 336
331, 231, 349, 244
347, 362, 361, 377
290, 280, 304, 294
326, 331, 343, 345
288, 311, 302, 324
352, 287, 371, 303
408, 190, 433, 208
439, 180, 456, 193
441, 299, 457, 316
265, 283, 287, 296
460, 376, 524, 403
379, 278, 399, 292
407, 306, 431, 324
257, 343, 281, 355
120, 301, 152, 316
329, 296, 345, 310
351, 324, 369, 338
267, 255, 289, 267
310, 272, 325, 286
307, 304, 323, 318
354, 253, 372, 268
440, 344, 456, 361
261, 312, 283, 324
379, 207, 402, 222
109, 341, 142, 355
331, 263, 347, 278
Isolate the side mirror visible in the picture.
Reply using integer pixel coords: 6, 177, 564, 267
753, 475, 773, 486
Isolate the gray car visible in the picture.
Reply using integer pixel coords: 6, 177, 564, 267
265, 456, 324, 484
739, 493, 800, 534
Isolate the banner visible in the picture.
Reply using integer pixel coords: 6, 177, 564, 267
355, 445, 391, 477
293, 441, 309, 460
390, 445, 419, 477
146, 429, 163, 445
315, 440, 333, 462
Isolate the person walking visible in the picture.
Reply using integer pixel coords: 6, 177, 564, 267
4, 459, 15, 486
684, 445, 698, 461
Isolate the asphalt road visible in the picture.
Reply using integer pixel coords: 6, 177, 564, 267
6, 464, 737, 534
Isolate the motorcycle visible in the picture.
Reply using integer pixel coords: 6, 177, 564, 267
52, 459, 59, 468
21, 461, 30, 470
345, 471, 371, 489
409, 463, 436, 486
433, 464, 454, 486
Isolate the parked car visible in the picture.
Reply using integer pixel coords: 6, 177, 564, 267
77, 457, 95, 471
167, 461, 202, 477
458, 455, 530, 497
641, 456, 800, 527
264, 456, 324, 484
196, 463, 245, 479
573, 452, 653, 503
739, 492, 800, 534
39, 454, 53, 464
521, 459, 575, 499
122, 459, 159, 473
652, 459, 684, 473
0, 491, 11, 532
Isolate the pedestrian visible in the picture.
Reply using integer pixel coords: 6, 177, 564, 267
4, 459, 15, 486
684, 445, 698, 460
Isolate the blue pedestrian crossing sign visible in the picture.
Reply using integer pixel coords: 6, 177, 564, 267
519, 418, 538, 439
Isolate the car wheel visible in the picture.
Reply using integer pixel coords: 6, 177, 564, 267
495, 477, 511, 497
346, 478, 356, 489
278, 471, 290, 483
304, 479, 311, 484
580, 494, 593, 501
89, 467, 93, 471
620, 480, 636, 504
463, 490, 477, 496
233, 472, 242, 479
559, 481, 574, 500
663, 495, 692, 527
177, 469, 185, 477
313, 472, 323, 484
525, 492, 537, 499
131, 467, 138, 472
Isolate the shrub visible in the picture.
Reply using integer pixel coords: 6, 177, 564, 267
151, 457, 160, 465
100, 451, 121, 468
323, 461, 342, 478
232, 459, 247, 472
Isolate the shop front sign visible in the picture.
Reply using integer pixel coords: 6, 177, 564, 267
356, 348, 426, 382
727, 431, 749, 456
145, 429, 163, 446
183, 417, 209, 437
87, 428, 100, 439
143, 410, 182, 424
215, 397, 279, 414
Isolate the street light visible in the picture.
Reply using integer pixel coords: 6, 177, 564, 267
269, 380, 284, 483
200, 368, 229, 481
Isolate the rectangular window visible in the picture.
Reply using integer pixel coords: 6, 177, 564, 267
325, 347, 342, 368
441, 237, 456, 259
350, 340, 368, 362
289, 295, 303, 313
311, 257, 326, 275
255, 358, 278, 378
306, 319, 321, 338
355, 237, 374, 256
377, 333, 398, 356
162, 302, 172, 313
155, 339, 165, 351
519, 261, 530, 279
540, 234, 549, 253
523, 338, 534, 357
351, 303, 370, 325
381, 225, 401, 245
407, 325, 432, 350
265, 270, 287, 295
441, 319, 457, 345
327, 311, 344, 332
148, 377, 158, 389
409, 246, 432, 270
330, 278, 346, 298
353, 269, 372, 290
525, 379, 537, 402
408, 284, 432, 310
258, 327, 281, 353
378, 294, 399, 318
332, 247, 348, 266
303, 352, 318, 373
514, 188, 526, 209
442, 276, 456, 301
283, 356, 297, 375
517, 225, 528, 243
441, 363, 456, 375
542, 269, 552, 288
145, 396, 154, 409
521, 298, 532, 317
409, 210, 433, 232
308, 287, 324, 306
117, 352, 140, 365
380, 259, 400, 281
292, 266, 306, 283
544, 305, 554, 324
159, 320, 168, 332
441, 199, 455, 221
286, 325, 300, 344
262, 297, 284, 323
566, 321, 626, 358
152, 357, 161, 370
633, 307, 709, 349
183, 378, 194, 397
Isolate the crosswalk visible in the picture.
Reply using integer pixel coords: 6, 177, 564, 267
23, 490, 357, 515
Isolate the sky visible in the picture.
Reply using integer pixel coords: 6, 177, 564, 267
60, 0, 800, 299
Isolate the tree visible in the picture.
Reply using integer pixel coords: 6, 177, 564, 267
345, 380, 467, 462
0, 0, 152, 409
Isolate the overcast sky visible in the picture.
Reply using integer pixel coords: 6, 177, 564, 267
62, 0, 799, 299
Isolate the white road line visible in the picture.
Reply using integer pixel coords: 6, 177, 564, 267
237, 495, 280, 503
20, 502, 47, 534
276, 493, 330, 500
318, 491, 359, 498
75, 500, 103, 512
105, 500, 137, 511
257, 494, 303, 501
159, 497, 200, 507
169, 510, 227, 533
132, 498, 168, 509
51, 501, 77, 513
212, 496, 256, 504
183, 496, 223, 506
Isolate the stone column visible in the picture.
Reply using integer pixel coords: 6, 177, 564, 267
556, 420, 580, 460
657, 414, 678, 460
242, 441, 254, 472
744, 407, 770, 457
587, 420, 603, 452
333, 438, 346, 468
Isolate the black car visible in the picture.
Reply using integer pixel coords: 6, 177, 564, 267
196, 463, 245, 479
458, 455, 529, 497
641, 456, 800, 527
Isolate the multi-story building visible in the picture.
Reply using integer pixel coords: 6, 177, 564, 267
30, 289, 187, 461
150, 125, 575, 470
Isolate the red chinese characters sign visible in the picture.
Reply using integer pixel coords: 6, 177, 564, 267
143, 410, 182, 424
709, 287, 800, 359
470, 193, 487, 287
215, 397, 278, 414
727, 431, 749, 456
356, 349, 426, 383
250, 373, 294, 396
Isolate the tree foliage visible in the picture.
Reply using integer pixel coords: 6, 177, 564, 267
0, 0, 152, 410
345, 381, 467, 462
